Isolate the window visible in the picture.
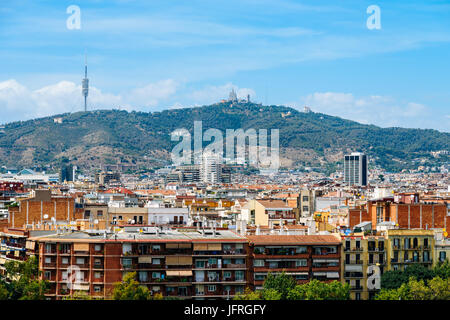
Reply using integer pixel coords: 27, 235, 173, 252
122, 258, 132, 268
254, 274, 266, 281
45, 257, 52, 264
85, 210, 91, 218
207, 285, 216, 292
295, 274, 308, 280
223, 244, 232, 251
152, 245, 161, 251
295, 259, 307, 267
45, 243, 53, 253
302, 196, 309, 202
439, 251, 447, 262
94, 272, 101, 279
195, 260, 206, 268
97, 210, 103, 217
296, 246, 307, 254
223, 271, 232, 279
424, 238, 429, 248
235, 271, 244, 281
94, 258, 102, 266
152, 258, 161, 265
152, 272, 161, 279
254, 247, 265, 254
122, 243, 132, 254
223, 258, 231, 265
44, 271, 51, 279
139, 271, 148, 282
302, 206, 309, 212
208, 258, 218, 266
94, 286, 102, 293
61, 257, 69, 264
76, 257, 85, 265
423, 251, 430, 262
94, 244, 102, 251
254, 260, 264, 267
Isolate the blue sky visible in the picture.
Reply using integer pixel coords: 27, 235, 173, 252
0, 0, 449, 132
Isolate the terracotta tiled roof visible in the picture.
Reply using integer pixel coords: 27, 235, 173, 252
256, 199, 290, 209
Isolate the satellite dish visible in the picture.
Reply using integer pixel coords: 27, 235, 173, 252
44, 214, 49, 219
94, 219, 99, 224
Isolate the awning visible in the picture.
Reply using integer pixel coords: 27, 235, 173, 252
166, 270, 193, 277
193, 243, 208, 251
73, 243, 89, 251
288, 272, 309, 275
138, 256, 152, 264
313, 272, 327, 276
73, 284, 89, 291
207, 243, 222, 251
326, 272, 340, 279
166, 243, 179, 249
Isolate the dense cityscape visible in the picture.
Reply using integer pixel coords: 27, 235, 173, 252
1, 1, 449, 313
0, 110, 449, 300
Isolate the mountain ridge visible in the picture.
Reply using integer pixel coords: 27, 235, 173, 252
0, 102, 448, 173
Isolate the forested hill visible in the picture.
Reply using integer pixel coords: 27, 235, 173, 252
0, 102, 448, 172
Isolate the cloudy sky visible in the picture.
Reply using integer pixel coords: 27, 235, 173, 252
0, 0, 449, 132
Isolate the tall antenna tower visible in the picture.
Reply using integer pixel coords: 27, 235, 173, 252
82, 52, 89, 112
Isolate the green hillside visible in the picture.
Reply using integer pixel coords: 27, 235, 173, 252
0, 102, 448, 172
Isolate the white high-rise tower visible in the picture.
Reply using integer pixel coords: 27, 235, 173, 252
82, 53, 89, 112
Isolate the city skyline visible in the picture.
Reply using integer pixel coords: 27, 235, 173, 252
0, 0, 449, 131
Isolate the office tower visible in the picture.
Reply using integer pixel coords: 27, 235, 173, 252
60, 164, 74, 182
344, 152, 368, 186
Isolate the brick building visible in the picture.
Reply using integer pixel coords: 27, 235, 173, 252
29, 227, 248, 300
247, 235, 342, 290
348, 195, 449, 230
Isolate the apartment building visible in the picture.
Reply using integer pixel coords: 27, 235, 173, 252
247, 235, 342, 290
385, 229, 435, 272
30, 227, 248, 300
341, 235, 386, 300
348, 195, 450, 230
7, 189, 81, 229
246, 199, 296, 227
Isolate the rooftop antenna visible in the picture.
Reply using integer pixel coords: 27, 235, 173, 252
82, 50, 89, 112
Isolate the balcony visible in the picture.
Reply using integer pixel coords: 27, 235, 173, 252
224, 264, 246, 269
350, 285, 364, 291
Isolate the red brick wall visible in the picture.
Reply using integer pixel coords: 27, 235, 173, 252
348, 208, 371, 228
104, 242, 123, 297
9, 197, 76, 228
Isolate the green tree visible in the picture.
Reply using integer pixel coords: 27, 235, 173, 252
1, 256, 48, 300
287, 280, 350, 300
262, 272, 296, 300
375, 276, 450, 300
433, 260, 450, 279
0, 283, 9, 300
233, 287, 262, 300
112, 272, 151, 300
261, 288, 282, 300
381, 264, 435, 290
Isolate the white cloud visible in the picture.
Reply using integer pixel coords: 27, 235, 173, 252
292, 92, 449, 132
127, 79, 178, 108
0, 79, 179, 123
